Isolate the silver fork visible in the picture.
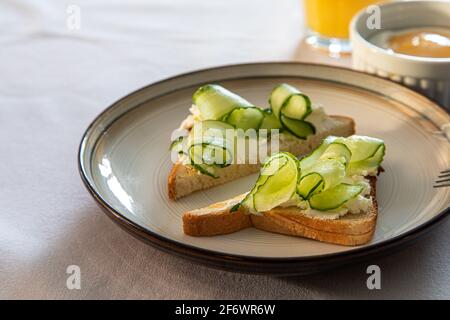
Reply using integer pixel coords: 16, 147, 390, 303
434, 169, 450, 188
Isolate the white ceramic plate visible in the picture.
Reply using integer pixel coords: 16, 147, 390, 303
79, 63, 450, 274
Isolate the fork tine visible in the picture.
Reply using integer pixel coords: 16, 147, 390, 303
434, 183, 450, 188
435, 177, 450, 184
438, 172, 450, 178
435, 169, 450, 188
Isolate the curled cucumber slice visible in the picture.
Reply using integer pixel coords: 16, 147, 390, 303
269, 84, 311, 120
259, 110, 283, 130
319, 142, 352, 167
269, 83, 315, 139
333, 135, 385, 175
193, 84, 253, 120
269, 84, 292, 120
189, 120, 234, 144
240, 166, 273, 212
193, 84, 277, 133
224, 107, 265, 130
259, 153, 289, 176
243, 152, 299, 212
309, 183, 364, 211
241, 154, 287, 209
188, 120, 235, 169
297, 159, 346, 199
348, 143, 385, 175
190, 162, 218, 178
300, 136, 354, 169
297, 173, 323, 199
189, 142, 233, 168
282, 94, 312, 120
169, 136, 185, 155
334, 135, 385, 162
280, 115, 315, 139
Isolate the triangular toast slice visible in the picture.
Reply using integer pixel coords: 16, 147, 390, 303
183, 176, 378, 246
169, 115, 355, 200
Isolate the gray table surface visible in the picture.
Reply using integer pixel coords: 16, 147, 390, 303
1, 0, 449, 299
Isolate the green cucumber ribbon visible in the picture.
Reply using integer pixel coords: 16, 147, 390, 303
187, 120, 236, 177
241, 152, 299, 213
181, 84, 315, 176
193, 84, 305, 131
268, 84, 315, 139
236, 135, 385, 213
175, 84, 385, 181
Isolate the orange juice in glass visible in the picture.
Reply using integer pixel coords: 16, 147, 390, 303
304, 0, 384, 53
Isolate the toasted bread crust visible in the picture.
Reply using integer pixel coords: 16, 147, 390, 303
251, 177, 378, 245
250, 213, 375, 246
183, 209, 252, 236
167, 165, 178, 200
329, 115, 355, 133
183, 177, 378, 246
168, 115, 355, 200
182, 195, 251, 236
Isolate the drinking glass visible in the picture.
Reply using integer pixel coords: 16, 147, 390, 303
304, 0, 385, 54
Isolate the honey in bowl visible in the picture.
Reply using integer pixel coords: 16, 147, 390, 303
389, 29, 450, 58
371, 27, 450, 58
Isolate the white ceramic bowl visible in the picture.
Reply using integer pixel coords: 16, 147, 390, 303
350, 0, 450, 110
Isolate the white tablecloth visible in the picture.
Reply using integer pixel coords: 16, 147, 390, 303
1, 0, 449, 299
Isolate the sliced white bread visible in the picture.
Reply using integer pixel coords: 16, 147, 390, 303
169, 115, 355, 200
183, 177, 378, 246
